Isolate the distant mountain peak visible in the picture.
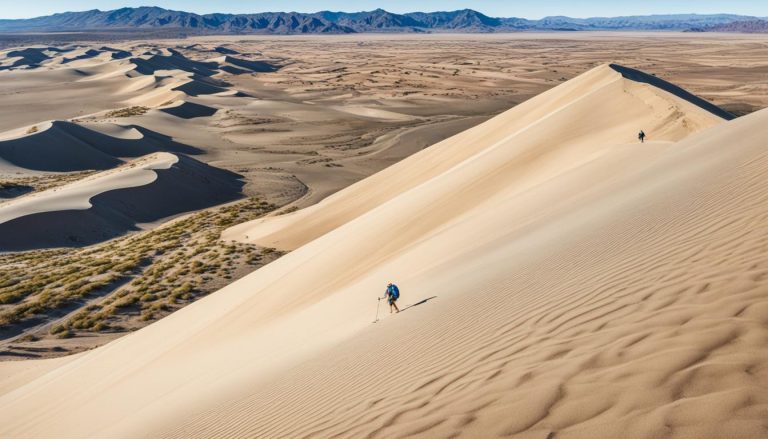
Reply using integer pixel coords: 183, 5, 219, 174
0, 7, 763, 34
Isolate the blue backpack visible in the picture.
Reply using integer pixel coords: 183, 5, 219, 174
388, 284, 400, 299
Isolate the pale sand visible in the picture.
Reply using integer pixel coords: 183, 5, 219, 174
223, 64, 724, 250
0, 152, 177, 224
1, 63, 767, 438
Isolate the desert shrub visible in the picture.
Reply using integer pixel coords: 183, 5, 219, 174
174, 282, 192, 294
104, 106, 149, 118
114, 296, 138, 309
17, 334, 39, 342
149, 302, 169, 312
113, 258, 141, 273
140, 312, 154, 321
73, 281, 108, 297
0, 290, 25, 304
50, 324, 68, 335
92, 322, 109, 331
0, 277, 19, 288
140, 293, 158, 302
280, 206, 300, 215
56, 328, 74, 339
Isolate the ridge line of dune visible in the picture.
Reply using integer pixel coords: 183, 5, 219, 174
223, 63, 729, 250
0, 153, 178, 224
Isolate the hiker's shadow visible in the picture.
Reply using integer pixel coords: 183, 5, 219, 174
400, 296, 437, 313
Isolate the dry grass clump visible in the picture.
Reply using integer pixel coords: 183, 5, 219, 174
104, 106, 149, 118
0, 197, 284, 346
0, 181, 25, 190
280, 206, 300, 215
0, 171, 97, 197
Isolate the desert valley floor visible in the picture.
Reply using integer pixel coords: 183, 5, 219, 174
0, 33, 768, 438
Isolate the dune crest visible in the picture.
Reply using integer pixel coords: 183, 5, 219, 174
0, 152, 244, 250
223, 63, 726, 250
0, 121, 203, 172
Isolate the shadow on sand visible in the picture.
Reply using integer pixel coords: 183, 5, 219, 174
609, 64, 735, 120
400, 296, 438, 313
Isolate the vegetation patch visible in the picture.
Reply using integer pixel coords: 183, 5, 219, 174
0, 197, 284, 350
104, 106, 149, 118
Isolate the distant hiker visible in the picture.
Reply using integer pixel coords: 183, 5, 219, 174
383, 283, 400, 313
638, 130, 646, 143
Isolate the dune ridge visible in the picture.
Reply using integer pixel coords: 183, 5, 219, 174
0, 121, 202, 172
159, 100, 218, 119
0, 44, 278, 126
1, 62, 765, 438
223, 63, 725, 250
0, 152, 244, 250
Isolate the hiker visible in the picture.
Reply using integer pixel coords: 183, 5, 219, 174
638, 130, 646, 143
382, 282, 400, 313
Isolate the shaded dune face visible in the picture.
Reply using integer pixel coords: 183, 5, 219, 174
608, 64, 735, 120
0, 47, 62, 70
0, 121, 202, 172
128, 50, 220, 77
127, 49, 280, 77
218, 56, 279, 73
160, 101, 218, 119
0, 154, 244, 251
0, 46, 134, 71
3, 63, 768, 439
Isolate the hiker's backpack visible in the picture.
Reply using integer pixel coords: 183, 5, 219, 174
389, 284, 400, 299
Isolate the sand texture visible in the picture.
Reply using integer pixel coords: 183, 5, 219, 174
1, 61, 767, 438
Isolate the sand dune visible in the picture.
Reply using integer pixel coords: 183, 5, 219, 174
61, 48, 104, 64
0, 46, 134, 72
0, 43, 277, 133
0, 47, 62, 71
100, 46, 132, 60
129, 49, 220, 77
159, 100, 219, 119
609, 64, 735, 120
330, 105, 416, 121
0, 121, 121, 171
2, 63, 765, 438
214, 46, 239, 55
213, 55, 280, 74
127, 48, 278, 79
224, 64, 726, 250
0, 152, 243, 250
0, 121, 203, 172
171, 77, 231, 96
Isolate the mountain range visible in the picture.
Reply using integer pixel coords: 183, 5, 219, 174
0, 7, 766, 34
688, 19, 768, 33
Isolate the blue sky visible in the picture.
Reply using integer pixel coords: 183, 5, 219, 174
2, 1, 767, 20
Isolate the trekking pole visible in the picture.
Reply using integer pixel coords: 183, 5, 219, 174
374, 297, 381, 323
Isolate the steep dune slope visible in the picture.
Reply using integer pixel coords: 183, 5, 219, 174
169, 107, 768, 439
224, 64, 727, 250
1, 65, 765, 439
